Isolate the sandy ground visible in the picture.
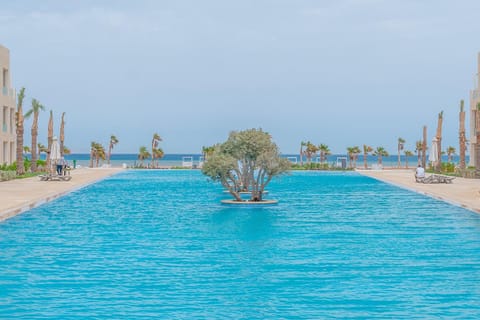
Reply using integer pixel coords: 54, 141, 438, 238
358, 169, 480, 214
0, 168, 123, 222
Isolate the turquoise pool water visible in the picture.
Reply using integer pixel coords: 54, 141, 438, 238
1, 171, 480, 318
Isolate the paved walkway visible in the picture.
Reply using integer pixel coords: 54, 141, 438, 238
358, 169, 480, 213
0, 168, 123, 222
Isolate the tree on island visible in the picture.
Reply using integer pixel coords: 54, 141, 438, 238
202, 128, 290, 202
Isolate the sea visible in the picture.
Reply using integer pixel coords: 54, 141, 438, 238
56, 153, 466, 168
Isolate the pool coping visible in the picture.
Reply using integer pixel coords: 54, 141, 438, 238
357, 169, 480, 214
0, 168, 123, 222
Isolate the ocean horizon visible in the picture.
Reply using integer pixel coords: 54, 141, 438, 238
47, 153, 467, 168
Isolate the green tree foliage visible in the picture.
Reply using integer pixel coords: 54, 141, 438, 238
202, 128, 290, 202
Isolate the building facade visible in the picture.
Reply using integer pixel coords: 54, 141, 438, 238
0, 44, 16, 165
469, 53, 480, 167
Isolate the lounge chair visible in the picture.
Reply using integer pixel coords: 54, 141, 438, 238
38, 174, 72, 181
416, 174, 455, 184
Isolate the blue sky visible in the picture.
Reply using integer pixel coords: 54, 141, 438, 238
1, 0, 479, 154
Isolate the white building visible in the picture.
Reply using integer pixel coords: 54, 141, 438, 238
0, 44, 16, 165
469, 53, 480, 167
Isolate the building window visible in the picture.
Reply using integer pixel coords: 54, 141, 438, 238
2, 106, 7, 133
10, 107, 14, 133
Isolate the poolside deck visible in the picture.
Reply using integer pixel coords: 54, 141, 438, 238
358, 169, 480, 214
0, 168, 123, 222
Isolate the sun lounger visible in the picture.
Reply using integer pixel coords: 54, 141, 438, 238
38, 174, 72, 181
416, 174, 455, 184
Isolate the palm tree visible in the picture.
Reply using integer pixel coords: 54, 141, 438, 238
415, 140, 423, 165
422, 125, 427, 168
138, 146, 151, 167
459, 100, 467, 170
63, 146, 71, 155
95, 144, 106, 167
202, 145, 216, 161
363, 144, 373, 169
59, 112, 65, 156
151, 133, 162, 167
152, 148, 164, 167
107, 135, 119, 164
90, 141, 100, 168
37, 143, 47, 160
15, 87, 26, 175
373, 147, 389, 165
435, 111, 443, 172
404, 150, 414, 168
46, 110, 53, 169
347, 146, 361, 168
23, 145, 30, 154
397, 137, 405, 168
304, 141, 318, 165
89, 142, 105, 167
446, 146, 456, 163
25, 98, 45, 172
299, 141, 307, 166
318, 144, 331, 164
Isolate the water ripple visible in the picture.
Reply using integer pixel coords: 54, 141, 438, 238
1, 170, 480, 318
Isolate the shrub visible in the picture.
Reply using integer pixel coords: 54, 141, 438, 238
0, 170, 16, 181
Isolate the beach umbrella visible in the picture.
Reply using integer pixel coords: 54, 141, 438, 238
49, 136, 61, 173
428, 137, 438, 165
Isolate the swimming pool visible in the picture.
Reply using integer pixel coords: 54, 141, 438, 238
1, 170, 479, 318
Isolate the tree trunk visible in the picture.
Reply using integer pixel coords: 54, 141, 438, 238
89, 150, 94, 168
435, 112, 443, 172
16, 114, 25, 175
46, 111, 53, 170
59, 112, 65, 157
108, 146, 112, 164
31, 112, 39, 172
422, 126, 427, 169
